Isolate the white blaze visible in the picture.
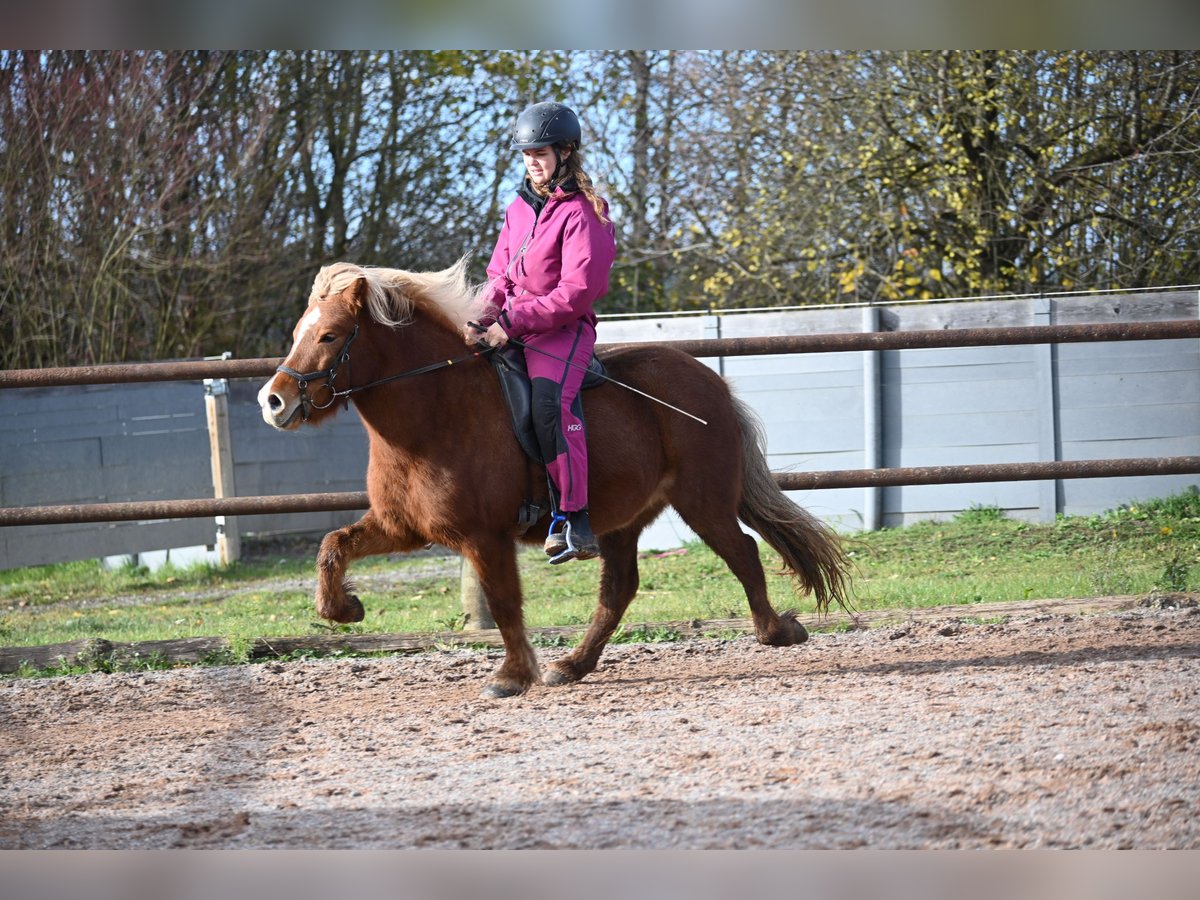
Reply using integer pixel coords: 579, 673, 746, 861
258, 304, 322, 425
295, 305, 322, 346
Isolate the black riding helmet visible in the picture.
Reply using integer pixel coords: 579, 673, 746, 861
510, 101, 582, 151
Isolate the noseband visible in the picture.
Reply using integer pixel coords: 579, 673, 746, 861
275, 324, 359, 420
274, 321, 495, 421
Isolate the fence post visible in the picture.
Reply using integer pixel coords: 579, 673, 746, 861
204, 367, 241, 565
1034, 298, 1062, 522
703, 313, 724, 376
460, 559, 496, 630
862, 305, 883, 530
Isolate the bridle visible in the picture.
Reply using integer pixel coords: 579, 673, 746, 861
274, 323, 360, 419
274, 320, 495, 422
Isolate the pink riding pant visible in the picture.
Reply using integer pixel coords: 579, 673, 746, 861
524, 321, 595, 512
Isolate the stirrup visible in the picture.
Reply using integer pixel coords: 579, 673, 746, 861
548, 514, 600, 565
544, 512, 568, 556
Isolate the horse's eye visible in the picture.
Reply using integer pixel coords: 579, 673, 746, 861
318, 333, 337, 344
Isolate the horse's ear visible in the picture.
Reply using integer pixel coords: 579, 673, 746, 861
344, 275, 369, 313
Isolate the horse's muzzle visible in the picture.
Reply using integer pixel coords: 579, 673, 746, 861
258, 379, 304, 431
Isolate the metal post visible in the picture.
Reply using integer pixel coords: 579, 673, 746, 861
703, 312, 724, 376
1034, 299, 1062, 522
862, 306, 883, 530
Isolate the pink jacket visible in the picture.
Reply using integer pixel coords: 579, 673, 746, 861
483, 183, 617, 337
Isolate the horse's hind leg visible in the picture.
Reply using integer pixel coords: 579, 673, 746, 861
544, 526, 641, 686
677, 506, 808, 647
316, 510, 422, 623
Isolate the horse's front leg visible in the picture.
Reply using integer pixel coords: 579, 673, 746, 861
316, 510, 421, 623
463, 536, 540, 698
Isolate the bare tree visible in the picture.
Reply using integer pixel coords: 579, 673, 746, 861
3, 51, 1199, 369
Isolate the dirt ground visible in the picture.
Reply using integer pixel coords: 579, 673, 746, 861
1, 601, 1198, 849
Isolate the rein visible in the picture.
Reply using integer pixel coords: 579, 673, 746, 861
275, 322, 495, 421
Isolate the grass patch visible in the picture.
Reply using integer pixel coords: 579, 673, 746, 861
3, 488, 1198, 673
843, 487, 1200, 611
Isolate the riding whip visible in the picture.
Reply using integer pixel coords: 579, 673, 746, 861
468, 321, 708, 426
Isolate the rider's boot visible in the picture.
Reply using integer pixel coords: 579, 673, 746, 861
549, 509, 600, 565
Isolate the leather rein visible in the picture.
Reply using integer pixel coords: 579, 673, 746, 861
275, 322, 495, 421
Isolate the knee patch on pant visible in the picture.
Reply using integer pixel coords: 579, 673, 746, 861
531, 378, 565, 463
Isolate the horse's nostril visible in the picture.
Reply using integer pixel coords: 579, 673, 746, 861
268, 393, 283, 412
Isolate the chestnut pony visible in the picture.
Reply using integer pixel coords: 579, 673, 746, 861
259, 260, 848, 698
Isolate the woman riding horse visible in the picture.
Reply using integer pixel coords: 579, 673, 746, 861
468, 101, 616, 565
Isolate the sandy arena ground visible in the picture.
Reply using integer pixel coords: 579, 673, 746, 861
2, 603, 1198, 849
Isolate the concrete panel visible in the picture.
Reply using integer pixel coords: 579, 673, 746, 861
884, 480, 1041, 516
99, 430, 208, 468
885, 298, 1034, 331
1059, 435, 1199, 460
1, 469, 108, 507
883, 378, 1039, 418
5, 438, 102, 476
99, 464, 211, 502
883, 346, 1039, 377
1, 518, 216, 569
728, 360, 862, 390
1059, 403, 1200, 443
1052, 291, 1197, 324
751, 387, 865, 423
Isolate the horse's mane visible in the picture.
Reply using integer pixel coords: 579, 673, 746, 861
310, 257, 492, 332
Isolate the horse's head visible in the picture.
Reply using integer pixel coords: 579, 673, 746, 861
259, 259, 485, 430
258, 263, 377, 430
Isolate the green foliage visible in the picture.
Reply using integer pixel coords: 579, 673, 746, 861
954, 503, 1007, 524
1159, 556, 1192, 593
1094, 485, 1200, 523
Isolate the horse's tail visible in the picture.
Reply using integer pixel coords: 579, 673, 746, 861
733, 395, 850, 614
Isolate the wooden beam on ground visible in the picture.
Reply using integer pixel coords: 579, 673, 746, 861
3, 594, 1185, 675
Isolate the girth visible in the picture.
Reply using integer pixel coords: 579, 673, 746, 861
490, 345, 607, 465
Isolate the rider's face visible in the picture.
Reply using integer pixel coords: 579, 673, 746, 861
523, 145, 568, 187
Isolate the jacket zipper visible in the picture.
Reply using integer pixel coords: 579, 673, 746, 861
505, 192, 558, 301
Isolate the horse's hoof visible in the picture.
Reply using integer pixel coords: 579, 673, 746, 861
759, 611, 809, 647
327, 594, 365, 624
480, 680, 528, 699
542, 664, 579, 687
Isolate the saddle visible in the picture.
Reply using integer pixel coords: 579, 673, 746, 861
489, 345, 607, 465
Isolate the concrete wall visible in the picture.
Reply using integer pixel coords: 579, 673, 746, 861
0, 382, 217, 568
0, 380, 371, 569
2, 290, 1197, 567
596, 290, 1200, 548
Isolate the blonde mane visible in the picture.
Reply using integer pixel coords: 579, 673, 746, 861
309, 257, 492, 332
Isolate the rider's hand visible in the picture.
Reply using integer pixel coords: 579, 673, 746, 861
482, 323, 509, 347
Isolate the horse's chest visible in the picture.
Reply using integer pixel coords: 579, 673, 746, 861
369, 460, 457, 523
